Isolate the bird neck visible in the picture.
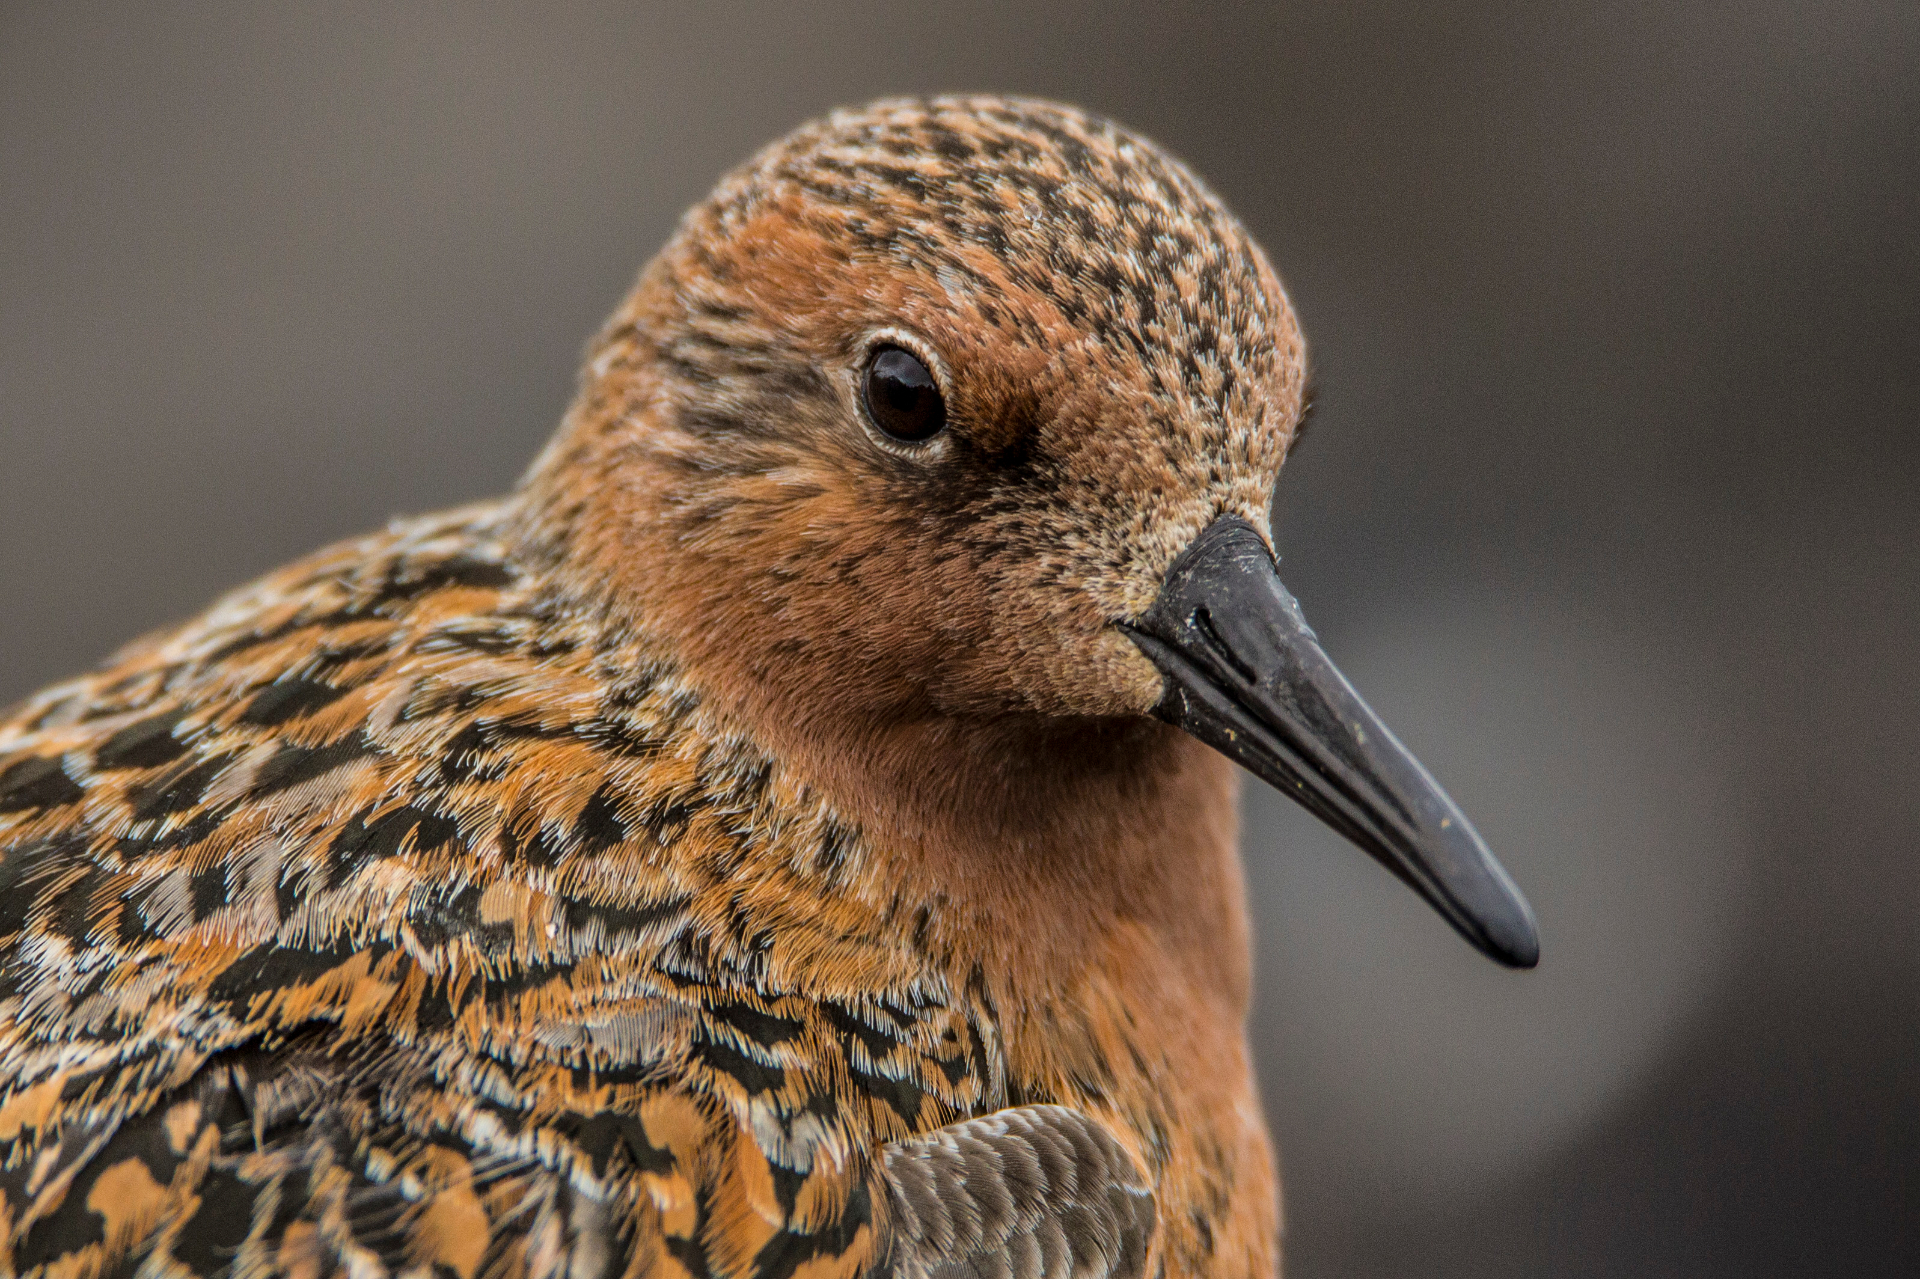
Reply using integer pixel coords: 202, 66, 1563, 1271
509, 389, 1253, 1022
571, 571, 1251, 1023
762, 704, 1255, 1019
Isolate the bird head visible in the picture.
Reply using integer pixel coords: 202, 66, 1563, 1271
521, 96, 1537, 968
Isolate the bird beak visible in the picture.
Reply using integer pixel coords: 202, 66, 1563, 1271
1121, 515, 1540, 968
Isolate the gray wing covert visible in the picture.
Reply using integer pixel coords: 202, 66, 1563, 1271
877, 1105, 1156, 1279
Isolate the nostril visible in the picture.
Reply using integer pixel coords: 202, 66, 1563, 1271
1192, 607, 1258, 685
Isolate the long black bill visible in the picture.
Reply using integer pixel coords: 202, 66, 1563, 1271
1123, 516, 1539, 968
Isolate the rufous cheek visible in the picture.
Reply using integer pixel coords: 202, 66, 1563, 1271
1023, 625, 1166, 720
1093, 626, 1170, 717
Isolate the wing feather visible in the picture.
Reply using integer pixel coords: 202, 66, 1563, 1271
879, 1105, 1156, 1279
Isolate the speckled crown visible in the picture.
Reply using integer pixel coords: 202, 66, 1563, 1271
690, 95, 1292, 421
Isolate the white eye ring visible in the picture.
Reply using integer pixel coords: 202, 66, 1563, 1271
852, 327, 953, 458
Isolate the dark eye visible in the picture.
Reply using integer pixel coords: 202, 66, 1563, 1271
862, 346, 946, 442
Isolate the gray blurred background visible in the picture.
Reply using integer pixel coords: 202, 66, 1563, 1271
3, 2, 1915, 1273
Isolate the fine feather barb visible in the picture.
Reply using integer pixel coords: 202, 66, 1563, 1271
879, 1105, 1156, 1279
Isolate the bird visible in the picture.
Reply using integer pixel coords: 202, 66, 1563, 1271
0, 96, 1537, 1279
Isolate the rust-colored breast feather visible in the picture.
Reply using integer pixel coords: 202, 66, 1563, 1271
0, 504, 1154, 1278
0, 92, 1321, 1279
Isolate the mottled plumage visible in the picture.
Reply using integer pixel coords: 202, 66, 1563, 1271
0, 96, 1536, 1279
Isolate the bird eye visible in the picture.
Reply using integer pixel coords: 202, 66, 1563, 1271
862, 346, 946, 443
